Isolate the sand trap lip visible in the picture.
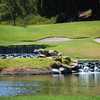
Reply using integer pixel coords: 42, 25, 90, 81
37, 37, 72, 43
94, 38, 100, 43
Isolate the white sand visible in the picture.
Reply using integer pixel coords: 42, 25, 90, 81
37, 37, 72, 43
94, 38, 100, 43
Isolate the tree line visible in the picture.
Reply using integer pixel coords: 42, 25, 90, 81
0, 0, 39, 25
0, 0, 100, 25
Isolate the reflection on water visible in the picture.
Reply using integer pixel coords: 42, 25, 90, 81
0, 74, 100, 96
78, 73, 100, 87
0, 81, 41, 96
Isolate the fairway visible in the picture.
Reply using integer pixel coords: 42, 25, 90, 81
0, 21, 100, 45
0, 21, 100, 59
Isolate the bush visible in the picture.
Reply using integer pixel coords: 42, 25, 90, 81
24, 15, 56, 25
15, 14, 56, 26
0, 14, 56, 26
63, 57, 72, 65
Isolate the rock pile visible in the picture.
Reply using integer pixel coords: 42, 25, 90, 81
0, 49, 62, 59
34, 49, 62, 58
51, 56, 78, 74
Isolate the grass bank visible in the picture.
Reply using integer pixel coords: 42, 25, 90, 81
0, 58, 53, 69
0, 96, 100, 100
0, 58, 53, 75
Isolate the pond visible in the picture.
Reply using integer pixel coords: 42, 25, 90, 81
0, 74, 100, 96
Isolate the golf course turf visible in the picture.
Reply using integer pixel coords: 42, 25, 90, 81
0, 21, 100, 59
0, 21, 100, 99
0, 21, 100, 70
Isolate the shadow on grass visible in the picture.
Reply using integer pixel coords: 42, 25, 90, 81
0, 44, 53, 54
72, 36, 89, 39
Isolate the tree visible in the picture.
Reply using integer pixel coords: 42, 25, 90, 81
0, 0, 100, 25
0, 0, 39, 25
0, 0, 19, 25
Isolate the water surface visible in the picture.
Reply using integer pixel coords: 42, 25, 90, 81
0, 74, 100, 96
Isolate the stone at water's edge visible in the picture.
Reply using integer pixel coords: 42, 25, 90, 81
0, 60, 100, 75
51, 59, 100, 74
76, 60, 100, 72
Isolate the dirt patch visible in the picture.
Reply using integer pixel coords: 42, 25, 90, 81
94, 38, 100, 43
0, 68, 51, 75
37, 37, 72, 43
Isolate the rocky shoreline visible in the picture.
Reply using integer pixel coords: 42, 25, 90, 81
0, 60, 100, 75
0, 48, 100, 75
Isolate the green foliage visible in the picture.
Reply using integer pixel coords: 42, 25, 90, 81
0, 0, 40, 25
63, 57, 71, 65
0, 0, 100, 25
0, 0, 56, 25
16, 15, 56, 26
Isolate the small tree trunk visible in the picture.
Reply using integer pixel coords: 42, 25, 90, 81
13, 15, 16, 26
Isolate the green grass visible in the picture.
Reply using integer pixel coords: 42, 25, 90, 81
0, 96, 100, 100
0, 21, 100, 58
0, 58, 53, 69
0, 22, 100, 98
0, 21, 100, 45
46, 38, 100, 59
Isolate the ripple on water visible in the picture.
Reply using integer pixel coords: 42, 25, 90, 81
0, 74, 100, 96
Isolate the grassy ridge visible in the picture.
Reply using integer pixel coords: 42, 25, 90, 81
0, 96, 100, 100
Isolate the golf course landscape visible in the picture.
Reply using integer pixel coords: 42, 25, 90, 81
0, 21, 100, 100
0, 21, 100, 59
1, 0, 100, 99
0, 21, 100, 69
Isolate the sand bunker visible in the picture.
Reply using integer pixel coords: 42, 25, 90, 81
94, 38, 100, 43
37, 37, 72, 43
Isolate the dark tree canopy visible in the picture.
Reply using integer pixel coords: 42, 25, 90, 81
0, 0, 100, 25
39, 0, 100, 22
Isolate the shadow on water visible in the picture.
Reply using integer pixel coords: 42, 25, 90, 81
0, 74, 100, 96
0, 44, 52, 54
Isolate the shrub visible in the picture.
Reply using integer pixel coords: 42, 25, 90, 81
15, 14, 56, 26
